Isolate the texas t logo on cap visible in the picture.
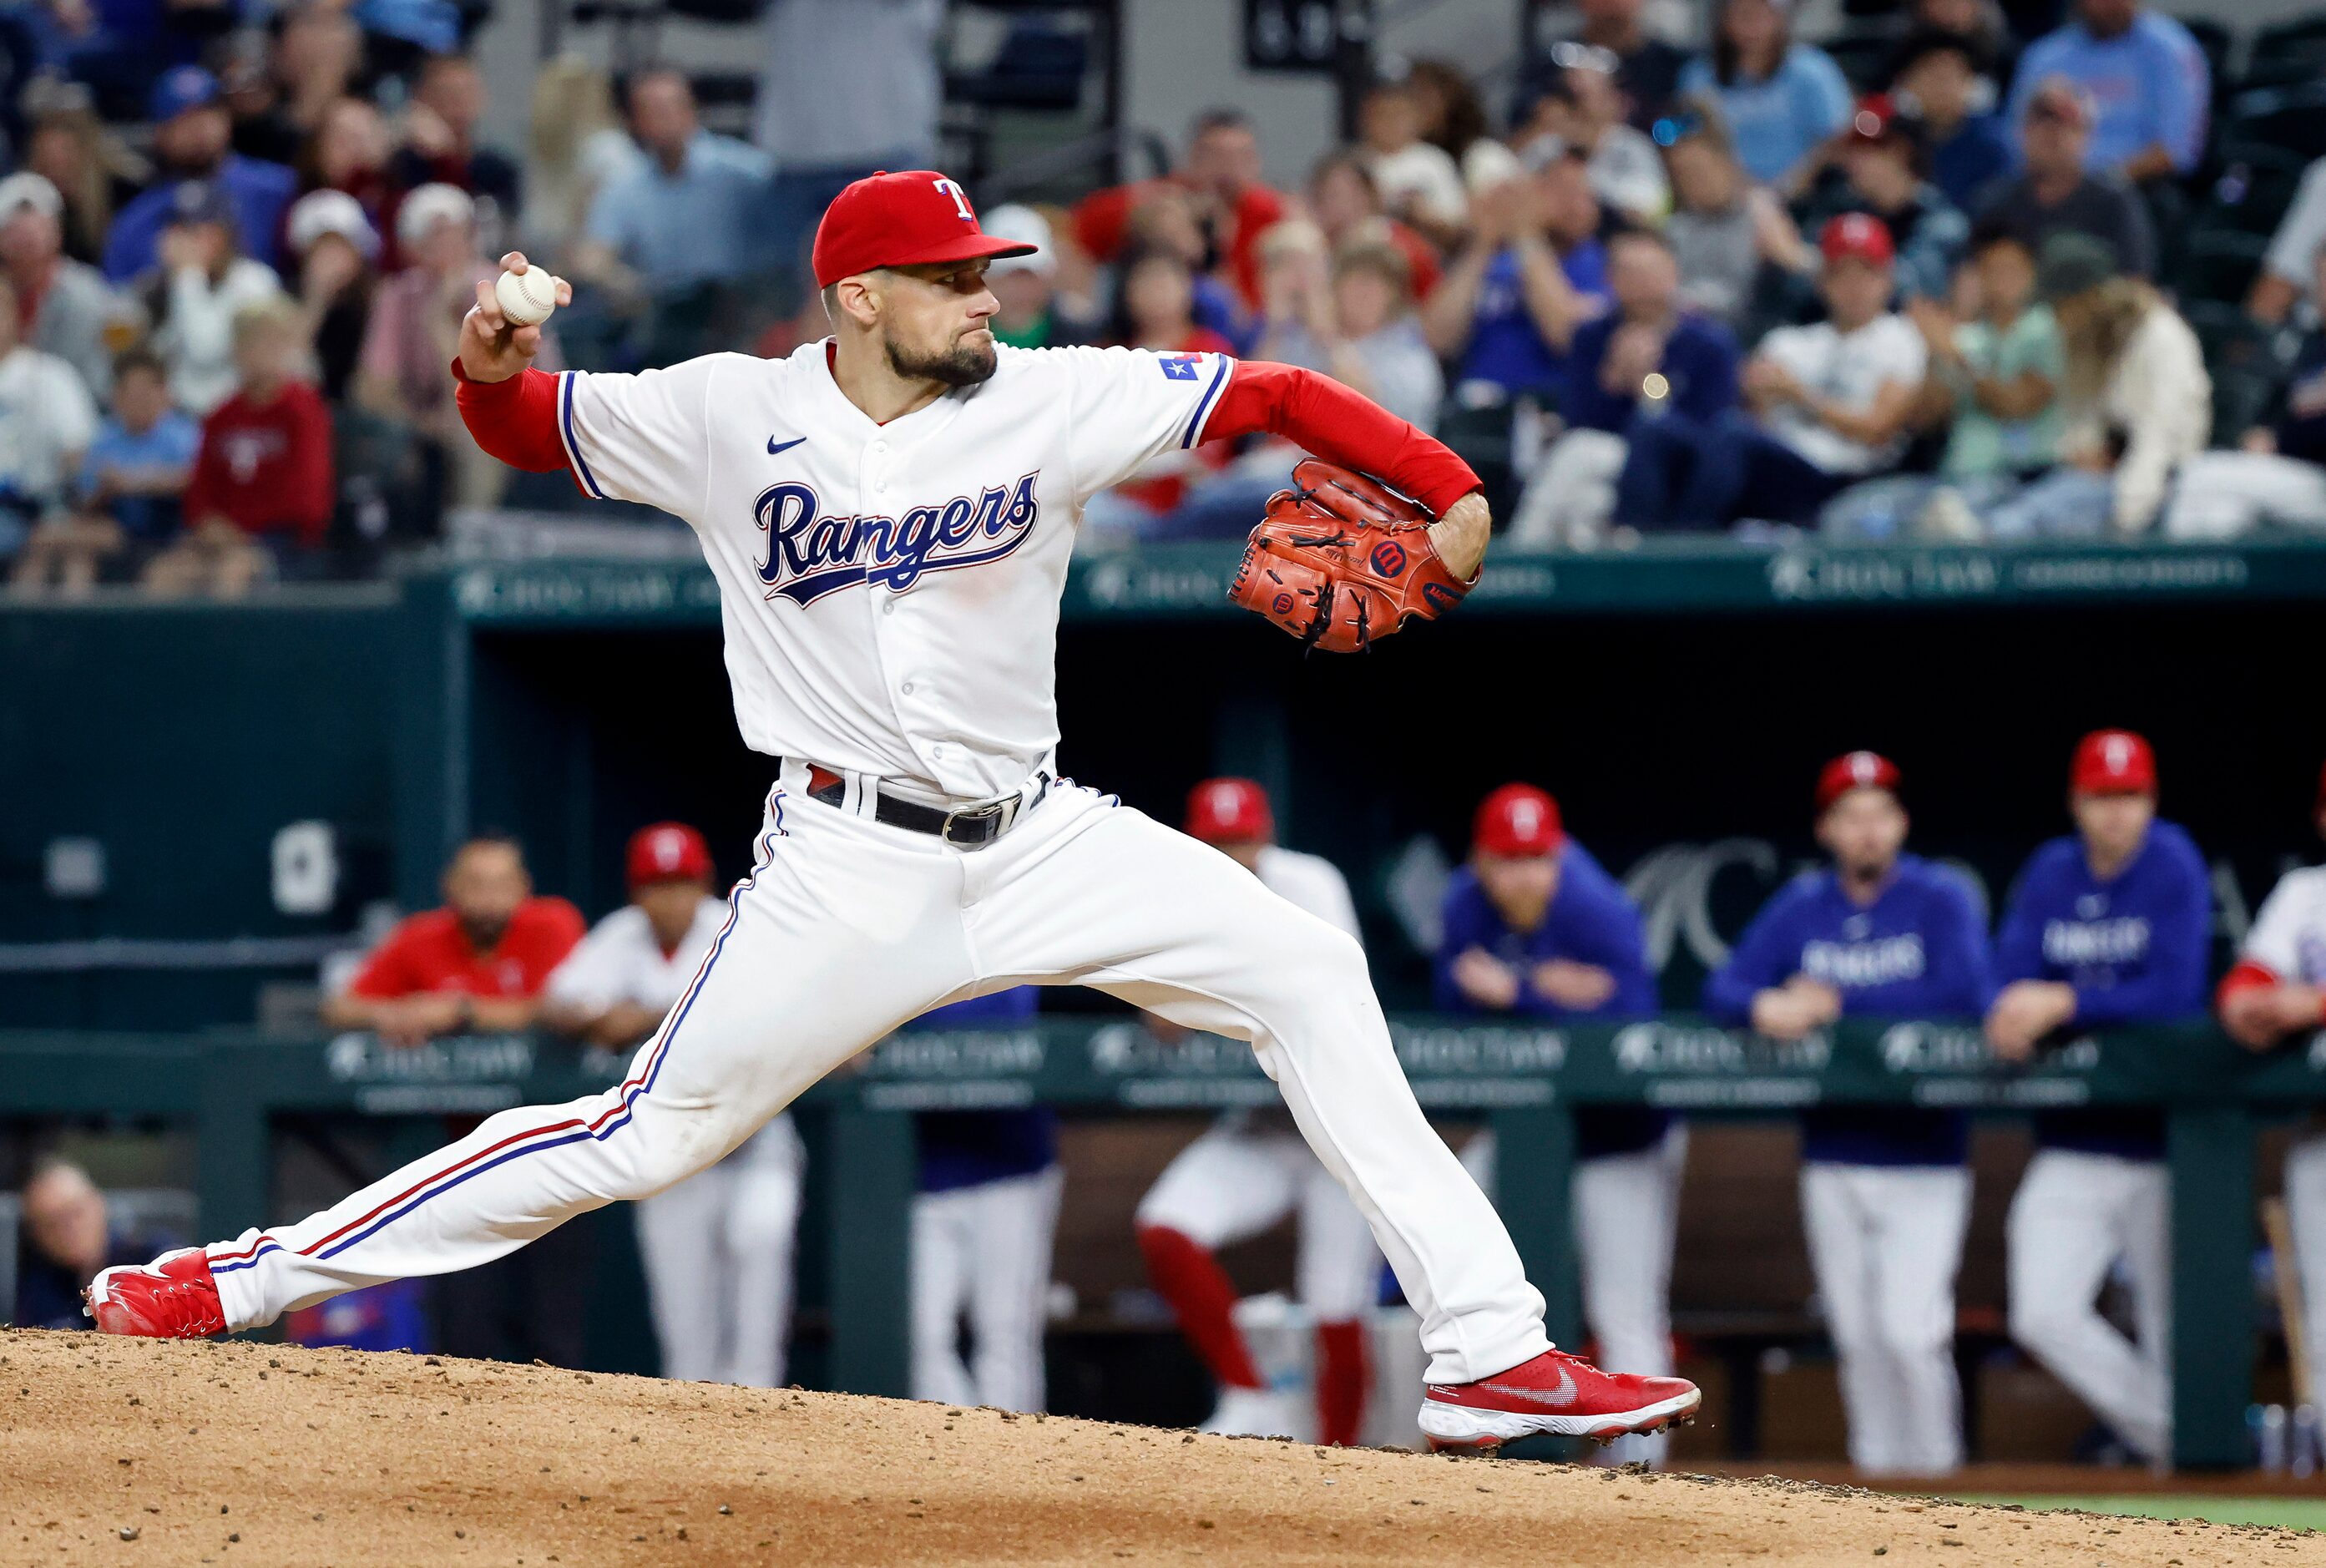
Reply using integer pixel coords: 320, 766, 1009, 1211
811, 170, 1038, 288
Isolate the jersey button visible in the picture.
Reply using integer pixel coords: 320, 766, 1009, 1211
901, 681, 915, 695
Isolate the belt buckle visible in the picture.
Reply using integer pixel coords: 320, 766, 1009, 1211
940, 798, 1007, 849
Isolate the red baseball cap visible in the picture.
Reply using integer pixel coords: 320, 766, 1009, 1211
812, 169, 1037, 289
2071, 730, 2157, 796
1847, 93, 1905, 144
1820, 212, 1896, 267
626, 822, 713, 888
1186, 777, 1273, 844
1815, 751, 1902, 813
1474, 784, 1565, 859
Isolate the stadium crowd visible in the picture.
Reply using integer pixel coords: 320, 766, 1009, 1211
4, 0, 2326, 594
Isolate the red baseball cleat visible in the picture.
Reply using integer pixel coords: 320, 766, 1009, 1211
85, 1248, 226, 1339
1419, 1348, 1700, 1453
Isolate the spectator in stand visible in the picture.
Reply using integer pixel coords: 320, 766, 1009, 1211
910, 987, 1059, 1414
1307, 151, 1442, 304
1436, 783, 1685, 1469
2005, 0, 2208, 186
296, 98, 396, 261
1252, 228, 1441, 430
1787, 95, 1970, 302
1661, 107, 1793, 332
1358, 71, 1469, 247
1676, 0, 1852, 193
12, 1161, 175, 1331
1550, 0, 1688, 129
2169, 240, 2326, 539
144, 298, 331, 594
1423, 149, 1609, 404
2249, 162, 2326, 327
979, 205, 1095, 350
1623, 215, 1924, 531
1110, 187, 1251, 351
1980, 233, 2205, 537
139, 181, 286, 417
1513, 49, 1671, 227
1407, 58, 1502, 190
1974, 78, 2154, 276
1912, 0, 2015, 93
1069, 110, 1287, 317
571, 69, 771, 301
1989, 731, 2208, 1470
519, 55, 635, 262
1510, 227, 1740, 544
388, 55, 523, 227
1078, 247, 1237, 542
104, 67, 297, 283
26, 99, 132, 266
285, 188, 379, 403
323, 832, 588, 1367
0, 274, 99, 572
360, 183, 554, 507
2217, 765, 2326, 1410
0, 172, 135, 397
1825, 223, 2063, 539
230, 4, 362, 169
1707, 752, 1991, 1477
544, 822, 805, 1388
1890, 29, 2013, 213
9, 347, 194, 595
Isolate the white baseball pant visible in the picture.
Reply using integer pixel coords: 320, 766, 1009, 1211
911, 1164, 1064, 1411
1136, 1123, 1380, 1321
2007, 1150, 2172, 1465
1800, 1161, 1970, 1475
2284, 1134, 2326, 1409
634, 1112, 804, 1387
203, 777, 1550, 1386
1462, 1126, 1688, 1464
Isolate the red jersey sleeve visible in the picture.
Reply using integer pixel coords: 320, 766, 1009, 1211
2217, 959, 2284, 1007
1202, 360, 1480, 517
453, 361, 577, 478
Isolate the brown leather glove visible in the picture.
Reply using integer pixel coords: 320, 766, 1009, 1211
1228, 458, 1475, 653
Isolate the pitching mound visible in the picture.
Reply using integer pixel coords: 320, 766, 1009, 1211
0, 1330, 2315, 1565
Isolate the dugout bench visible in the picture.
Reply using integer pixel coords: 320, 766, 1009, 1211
2, 1016, 2316, 1469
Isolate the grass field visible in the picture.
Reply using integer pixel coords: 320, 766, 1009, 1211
1955, 1495, 2326, 1530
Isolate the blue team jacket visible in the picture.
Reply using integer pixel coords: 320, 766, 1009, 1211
909, 986, 1057, 1193
1992, 820, 2210, 1158
1434, 841, 1671, 1157
1706, 854, 1993, 1165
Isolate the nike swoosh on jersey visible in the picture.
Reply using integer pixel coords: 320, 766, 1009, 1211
1473, 1370, 1579, 1407
766, 435, 807, 455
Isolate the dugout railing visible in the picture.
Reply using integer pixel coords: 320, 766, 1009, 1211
0, 1016, 2313, 1469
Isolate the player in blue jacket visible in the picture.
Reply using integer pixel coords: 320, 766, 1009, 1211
1986, 729, 2208, 1468
1705, 752, 1991, 1476
1436, 782, 1684, 1464
905, 985, 1059, 1413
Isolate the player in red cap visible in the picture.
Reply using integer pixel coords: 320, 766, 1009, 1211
1707, 755, 1992, 1475
1434, 783, 1684, 1466
2218, 762, 2326, 1411
94, 166, 1707, 1459
1134, 777, 1382, 1443
1988, 731, 2209, 1468
541, 823, 807, 1388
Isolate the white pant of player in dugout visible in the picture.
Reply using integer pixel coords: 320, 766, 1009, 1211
634, 1113, 805, 1387
205, 765, 1550, 1393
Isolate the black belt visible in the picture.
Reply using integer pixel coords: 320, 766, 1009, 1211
801, 762, 1049, 849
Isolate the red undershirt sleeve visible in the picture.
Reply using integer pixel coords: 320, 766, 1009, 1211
2217, 958, 2284, 1009
1200, 360, 1481, 518
451, 359, 576, 478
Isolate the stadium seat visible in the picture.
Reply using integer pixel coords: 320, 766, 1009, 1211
2192, 140, 2313, 237
2220, 83, 2326, 164
2172, 14, 2233, 91
1822, 24, 1906, 92
2184, 299, 2295, 444
2173, 230, 2270, 306
2239, 13, 2326, 89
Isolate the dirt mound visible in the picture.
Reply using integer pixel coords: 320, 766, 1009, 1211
0, 1329, 2313, 1565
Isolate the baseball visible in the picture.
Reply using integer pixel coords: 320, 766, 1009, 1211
495, 266, 557, 327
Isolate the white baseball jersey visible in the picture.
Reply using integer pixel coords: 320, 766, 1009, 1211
546, 897, 732, 1015
1257, 846, 1363, 945
2241, 865, 2326, 984
555, 341, 1236, 800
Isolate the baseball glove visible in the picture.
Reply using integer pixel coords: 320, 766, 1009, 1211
1228, 459, 1474, 654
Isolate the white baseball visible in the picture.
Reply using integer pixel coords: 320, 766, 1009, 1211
495, 266, 558, 327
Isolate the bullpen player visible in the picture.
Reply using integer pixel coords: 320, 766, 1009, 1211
1707, 753, 1991, 1476
544, 823, 805, 1387
2218, 761, 2326, 1410
1135, 778, 1379, 1444
1989, 730, 2209, 1467
909, 985, 1060, 1414
1434, 782, 1681, 1464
